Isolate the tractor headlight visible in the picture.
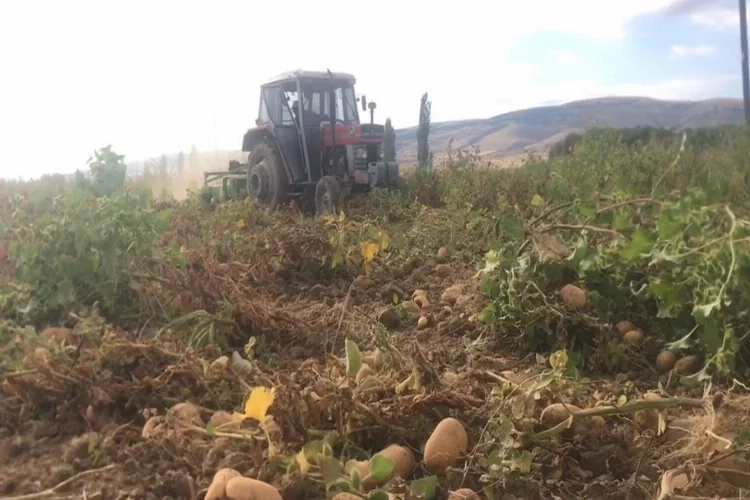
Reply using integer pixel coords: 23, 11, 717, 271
353, 146, 367, 161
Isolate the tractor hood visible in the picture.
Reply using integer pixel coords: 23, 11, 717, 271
322, 123, 384, 146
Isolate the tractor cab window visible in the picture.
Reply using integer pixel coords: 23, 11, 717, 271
335, 85, 359, 124
282, 90, 298, 126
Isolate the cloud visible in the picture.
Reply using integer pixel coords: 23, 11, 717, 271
689, 6, 737, 29
547, 49, 582, 66
669, 44, 717, 59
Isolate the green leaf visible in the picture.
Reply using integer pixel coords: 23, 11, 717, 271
530, 194, 544, 207
501, 217, 525, 240
366, 454, 395, 484
319, 456, 342, 488
619, 228, 654, 261
410, 476, 438, 499
578, 202, 597, 218
367, 491, 390, 500
345, 339, 362, 377
205, 422, 215, 437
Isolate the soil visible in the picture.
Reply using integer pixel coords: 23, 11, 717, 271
0, 204, 746, 500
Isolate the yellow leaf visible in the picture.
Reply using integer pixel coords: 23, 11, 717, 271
378, 231, 391, 251
236, 218, 246, 229
231, 411, 246, 421
361, 241, 379, 262
531, 194, 543, 207
244, 386, 275, 422
296, 449, 311, 474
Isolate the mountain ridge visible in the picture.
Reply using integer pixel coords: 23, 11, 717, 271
121, 96, 745, 176
393, 96, 745, 161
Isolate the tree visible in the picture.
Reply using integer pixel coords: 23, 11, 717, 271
176, 151, 185, 174
417, 92, 432, 168
78, 145, 128, 197
383, 118, 396, 162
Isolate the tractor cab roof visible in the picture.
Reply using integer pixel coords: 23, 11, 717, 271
265, 70, 357, 86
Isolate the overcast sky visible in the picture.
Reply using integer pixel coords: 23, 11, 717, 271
0, 0, 743, 179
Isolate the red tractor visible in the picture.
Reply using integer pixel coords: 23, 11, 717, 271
239, 69, 400, 215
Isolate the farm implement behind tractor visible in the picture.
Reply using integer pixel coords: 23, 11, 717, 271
202, 69, 401, 214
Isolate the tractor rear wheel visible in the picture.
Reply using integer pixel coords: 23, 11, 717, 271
246, 143, 288, 212
315, 176, 341, 216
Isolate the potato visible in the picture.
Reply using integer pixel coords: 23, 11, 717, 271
448, 489, 480, 500
41, 326, 74, 344
372, 444, 415, 481
363, 348, 384, 371
435, 264, 452, 277
412, 289, 428, 300
355, 365, 376, 384
622, 330, 645, 346
417, 316, 429, 329
634, 392, 665, 431
167, 402, 204, 427
615, 321, 637, 335
332, 494, 365, 500
655, 350, 677, 373
141, 416, 165, 439
225, 477, 283, 500
440, 285, 464, 305
205, 468, 242, 500
414, 295, 430, 309
559, 284, 586, 310
540, 403, 581, 428
674, 355, 701, 375
423, 417, 469, 473
344, 459, 371, 479
436, 247, 449, 262
209, 411, 234, 428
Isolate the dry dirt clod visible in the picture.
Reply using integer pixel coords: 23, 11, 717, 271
381, 283, 405, 302
448, 488, 480, 500
435, 264, 453, 278
225, 476, 283, 500
167, 401, 205, 428
423, 417, 469, 474
41, 326, 74, 344
559, 284, 587, 310
436, 247, 449, 262
377, 306, 401, 329
674, 354, 701, 375
622, 330, 645, 346
615, 320, 637, 335
353, 275, 375, 290
655, 350, 677, 373
205, 468, 242, 500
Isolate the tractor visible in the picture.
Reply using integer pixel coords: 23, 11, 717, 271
202, 69, 400, 214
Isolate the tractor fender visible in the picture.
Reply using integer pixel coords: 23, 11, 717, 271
242, 127, 293, 183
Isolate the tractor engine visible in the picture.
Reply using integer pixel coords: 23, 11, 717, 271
322, 123, 389, 188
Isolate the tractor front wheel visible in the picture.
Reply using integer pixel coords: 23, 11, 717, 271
247, 143, 288, 212
315, 176, 341, 216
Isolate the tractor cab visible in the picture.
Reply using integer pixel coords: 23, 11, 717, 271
239, 69, 400, 215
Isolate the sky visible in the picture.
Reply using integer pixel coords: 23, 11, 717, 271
0, 0, 744, 179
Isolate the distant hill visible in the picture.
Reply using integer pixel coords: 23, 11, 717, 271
122, 96, 745, 176
393, 97, 746, 161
